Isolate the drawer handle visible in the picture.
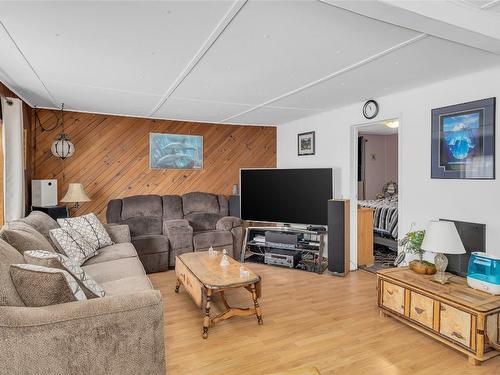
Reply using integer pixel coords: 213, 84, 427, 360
451, 331, 464, 340
414, 307, 425, 315
386, 289, 394, 295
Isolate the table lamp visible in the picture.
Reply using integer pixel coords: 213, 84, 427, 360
421, 220, 465, 284
61, 183, 91, 209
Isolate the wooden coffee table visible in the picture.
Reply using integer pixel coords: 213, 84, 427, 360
175, 251, 263, 338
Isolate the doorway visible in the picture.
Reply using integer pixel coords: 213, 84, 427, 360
354, 119, 399, 273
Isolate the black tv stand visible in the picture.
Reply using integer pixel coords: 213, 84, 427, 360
240, 226, 327, 274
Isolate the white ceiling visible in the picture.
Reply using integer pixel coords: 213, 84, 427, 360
0, 1, 500, 126
359, 121, 399, 135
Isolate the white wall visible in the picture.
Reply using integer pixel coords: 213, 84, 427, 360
278, 66, 500, 265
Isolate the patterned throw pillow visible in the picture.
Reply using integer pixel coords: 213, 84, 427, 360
58, 213, 113, 250
24, 250, 105, 298
10, 264, 86, 307
49, 228, 97, 266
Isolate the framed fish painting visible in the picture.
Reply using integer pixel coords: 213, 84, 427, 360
431, 97, 495, 179
149, 133, 203, 170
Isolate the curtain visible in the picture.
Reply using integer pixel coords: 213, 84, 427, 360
1, 97, 25, 221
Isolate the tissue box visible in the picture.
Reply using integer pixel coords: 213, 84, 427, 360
467, 252, 500, 295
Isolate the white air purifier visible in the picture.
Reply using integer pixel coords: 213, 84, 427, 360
31, 179, 58, 207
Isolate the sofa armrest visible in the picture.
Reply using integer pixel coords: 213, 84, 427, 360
216, 216, 243, 231
104, 223, 131, 243
163, 219, 193, 251
0, 290, 166, 374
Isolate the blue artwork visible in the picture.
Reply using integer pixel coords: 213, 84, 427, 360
149, 133, 203, 169
431, 97, 495, 179
442, 111, 480, 163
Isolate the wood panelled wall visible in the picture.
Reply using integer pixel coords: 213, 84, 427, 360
33, 110, 276, 220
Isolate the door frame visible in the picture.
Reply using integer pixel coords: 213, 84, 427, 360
349, 115, 402, 269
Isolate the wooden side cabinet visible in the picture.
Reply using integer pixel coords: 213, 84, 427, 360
377, 268, 500, 365
357, 207, 374, 267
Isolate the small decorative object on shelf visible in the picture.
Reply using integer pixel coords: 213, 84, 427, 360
220, 249, 230, 267
399, 227, 436, 275
421, 220, 466, 284
239, 265, 250, 278
208, 246, 216, 257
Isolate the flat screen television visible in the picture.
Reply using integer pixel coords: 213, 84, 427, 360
240, 168, 333, 225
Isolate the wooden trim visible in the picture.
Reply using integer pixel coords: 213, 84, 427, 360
433, 301, 441, 332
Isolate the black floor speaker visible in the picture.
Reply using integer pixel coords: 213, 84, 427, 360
327, 199, 350, 276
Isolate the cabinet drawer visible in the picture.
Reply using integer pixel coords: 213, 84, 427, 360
409, 291, 434, 329
382, 281, 405, 315
439, 303, 471, 348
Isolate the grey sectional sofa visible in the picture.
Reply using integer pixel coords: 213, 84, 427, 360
0, 211, 166, 375
107, 192, 244, 273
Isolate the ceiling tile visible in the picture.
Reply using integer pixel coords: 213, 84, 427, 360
0, 1, 234, 96
155, 97, 254, 123
228, 106, 321, 125
171, 0, 420, 105
0, 23, 54, 106
45, 80, 161, 117
271, 36, 500, 111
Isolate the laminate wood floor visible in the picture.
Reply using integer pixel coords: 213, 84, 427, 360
148, 264, 500, 375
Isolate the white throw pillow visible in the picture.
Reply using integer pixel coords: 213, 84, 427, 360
24, 250, 105, 298
58, 213, 113, 250
49, 227, 97, 266
10, 263, 86, 306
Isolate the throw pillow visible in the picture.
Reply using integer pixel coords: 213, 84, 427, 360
58, 213, 113, 250
0, 221, 55, 254
0, 238, 25, 307
24, 250, 105, 298
10, 264, 86, 307
49, 228, 97, 265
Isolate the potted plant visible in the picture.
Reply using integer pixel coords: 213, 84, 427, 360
399, 230, 436, 275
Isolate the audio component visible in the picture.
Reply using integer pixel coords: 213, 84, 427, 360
264, 249, 301, 268
264, 231, 300, 246
31, 179, 58, 207
327, 199, 350, 276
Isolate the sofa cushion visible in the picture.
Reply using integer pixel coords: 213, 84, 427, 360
24, 250, 105, 299
132, 234, 169, 256
101, 276, 153, 296
49, 228, 97, 266
123, 216, 162, 236
10, 264, 86, 306
121, 195, 163, 220
0, 238, 25, 306
82, 257, 146, 284
58, 213, 113, 250
162, 195, 183, 219
15, 211, 59, 242
1, 221, 55, 254
182, 192, 219, 215
185, 212, 221, 231
83, 242, 138, 265
217, 195, 229, 216
193, 230, 233, 250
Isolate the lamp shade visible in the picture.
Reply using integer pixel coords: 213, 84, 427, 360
421, 221, 465, 255
61, 183, 91, 203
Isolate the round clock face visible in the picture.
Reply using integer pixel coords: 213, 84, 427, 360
363, 100, 379, 119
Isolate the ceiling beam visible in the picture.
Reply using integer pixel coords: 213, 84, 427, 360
321, 0, 500, 55
222, 33, 427, 123
148, 0, 247, 117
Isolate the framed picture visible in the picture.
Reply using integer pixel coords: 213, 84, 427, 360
149, 133, 203, 170
297, 131, 315, 156
431, 97, 495, 179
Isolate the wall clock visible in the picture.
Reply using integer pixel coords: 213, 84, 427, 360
363, 100, 379, 119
